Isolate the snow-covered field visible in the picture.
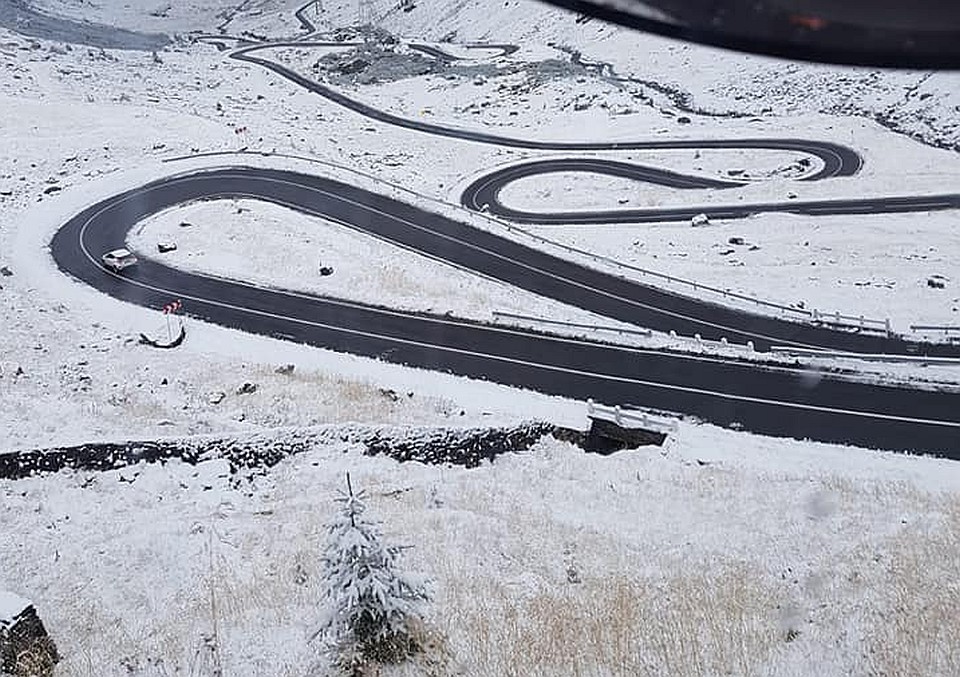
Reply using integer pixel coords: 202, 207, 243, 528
246, 29, 960, 329
4, 431, 960, 676
2, 0, 960, 675
524, 211, 960, 329
365, 0, 960, 151
128, 197, 633, 327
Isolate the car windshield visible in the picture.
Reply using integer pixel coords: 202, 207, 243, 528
1, 2, 959, 676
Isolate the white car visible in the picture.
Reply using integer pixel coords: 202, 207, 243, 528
101, 248, 138, 272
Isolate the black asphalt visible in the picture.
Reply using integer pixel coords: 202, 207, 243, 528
51, 167, 960, 455
228, 41, 860, 178
461, 157, 960, 224
223, 40, 958, 234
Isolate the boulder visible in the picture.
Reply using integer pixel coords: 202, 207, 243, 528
236, 382, 258, 395
583, 417, 666, 454
1, 592, 59, 677
336, 58, 369, 75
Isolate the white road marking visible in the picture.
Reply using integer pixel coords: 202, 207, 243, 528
72, 169, 960, 429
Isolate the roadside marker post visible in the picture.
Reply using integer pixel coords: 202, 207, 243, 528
162, 299, 183, 342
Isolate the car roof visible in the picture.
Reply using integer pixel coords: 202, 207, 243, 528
105, 248, 134, 258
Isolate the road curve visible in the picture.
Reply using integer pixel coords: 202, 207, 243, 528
461, 157, 960, 224
50, 166, 960, 455
227, 41, 861, 179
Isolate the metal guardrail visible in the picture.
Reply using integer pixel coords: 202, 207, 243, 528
587, 399, 680, 434
667, 329, 756, 352
492, 310, 652, 338
495, 312, 773, 359
164, 150, 893, 337
489, 214, 892, 337
811, 309, 891, 333
770, 346, 960, 365
910, 325, 960, 333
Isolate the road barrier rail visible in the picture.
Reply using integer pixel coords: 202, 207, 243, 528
492, 310, 653, 338
770, 345, 960, 365
165, 150, 897, 338
478, 201, 892, 336
910, 324, 960, 335
587, 399, 680, 434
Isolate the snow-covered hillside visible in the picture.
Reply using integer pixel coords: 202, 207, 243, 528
364, 0, 960, 151
1, 0, 960, 675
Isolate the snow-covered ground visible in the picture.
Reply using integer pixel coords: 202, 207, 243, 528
365, 0, 960, 151
2, 0, 960, 674
0, 589, 30, 623
249, 32, 960, 329
24, 0, 307, 36
127, 197, 633, 326
523, 211, 960, 329
3, 431, 960, 676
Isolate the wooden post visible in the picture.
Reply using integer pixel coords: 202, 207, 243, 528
345, 472, 355, 526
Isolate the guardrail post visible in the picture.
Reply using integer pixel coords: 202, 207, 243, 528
670, 330, 677, 338
721, 337, 728, 345
859, 315, 864, 328
587, 398, 595, 416
885, 318, 891, 337
694, 333, 702, 344
747, 340, 754, 351
615, 405, 622, 425
813, 309, 819, 322
835, 311, 840, 324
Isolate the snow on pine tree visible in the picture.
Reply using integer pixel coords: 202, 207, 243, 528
315, 474, 429, 675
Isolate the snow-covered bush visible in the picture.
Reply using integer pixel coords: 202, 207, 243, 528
315, 475, 431, 676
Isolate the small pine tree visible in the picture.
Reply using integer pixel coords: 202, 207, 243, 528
315, 474, 429, 676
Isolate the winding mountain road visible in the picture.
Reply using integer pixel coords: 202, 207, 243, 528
228, 40, 861, 177
226, 40, 960, 229
50, 167, 960, 455
461, 157, 960, 224
44, 16, 960, 455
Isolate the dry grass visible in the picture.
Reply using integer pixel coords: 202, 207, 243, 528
439, 568, 781, 677
53, 526, 320, 677
361, 263, 431, 300
245, 364, 459, 425
34, 458, 960, 677
44, 498, 960, 677
864, 498, 960, 677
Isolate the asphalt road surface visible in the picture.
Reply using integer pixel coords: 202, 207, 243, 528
461, 157, 960, 224
51, 167, 960, 455
226, 40, 959, 229
229, 40, 861, 178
